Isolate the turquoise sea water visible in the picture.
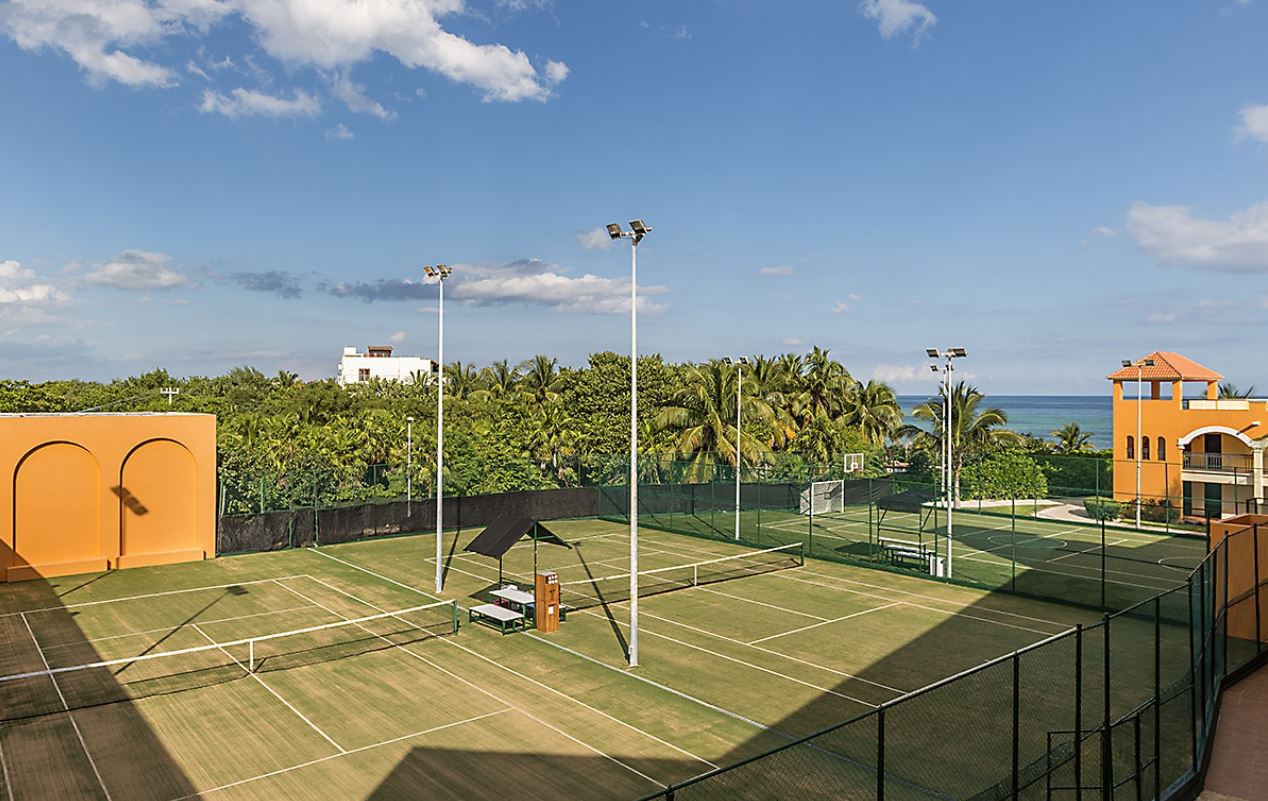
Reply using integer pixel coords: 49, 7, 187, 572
898, 395, 1113, 449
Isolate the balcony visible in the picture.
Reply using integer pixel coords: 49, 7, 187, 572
1183, 452, 1256, 472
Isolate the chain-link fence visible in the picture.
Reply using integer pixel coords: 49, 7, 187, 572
638, 518, 1267, 801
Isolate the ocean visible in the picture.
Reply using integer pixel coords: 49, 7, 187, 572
897, 395, 1113, 450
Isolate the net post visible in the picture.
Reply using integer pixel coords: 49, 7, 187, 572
693, 565, 698, 587
1011, 650, 1020, 800
249, 639, 255, 673
1101, 613, 1112, 801
1075, 623, 1083, 801
452, 600, 459, 635
876, 705, 886, 801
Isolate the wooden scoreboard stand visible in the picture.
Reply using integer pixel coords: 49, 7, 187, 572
535, 570, 560, 633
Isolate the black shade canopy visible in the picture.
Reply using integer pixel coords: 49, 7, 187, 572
464, 515, 540, 559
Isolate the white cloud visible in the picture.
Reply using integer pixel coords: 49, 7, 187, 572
1, 0, 566, 103
1235, 104, 1268, 143
388, 330, 406, 343
185, 60, 210, 80
325, 123, 354, 141
781, 337, 805, 347
832, 300, 851, 313
1092, 225, 1117, 238
200, 87, 321, 119
872, 364, 923, 384
544, 60, 569, 85
577, 228, 615, 251
0, 260, 67, 310
455, 261, 668, 315
331, 72, 394, 119
848, 292, 863, 302
1126, 200, 1268, 271
757, 265, 795, 276
859, 0, 937, 42
85, 250, 188, 290
1146, 311, 1179, 325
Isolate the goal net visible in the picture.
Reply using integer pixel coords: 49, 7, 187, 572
799, 480, 845, 516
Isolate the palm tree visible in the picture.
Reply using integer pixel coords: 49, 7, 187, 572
518, 355, 562, 404
793, 347, 852, 425
747, 355, 799, 448
900, 381, 1021, 500
844, 380, 904, 448
1050, 422, 1094, 454
444, 362, 484, 400
655, 361, 773, 481
482, 360, 520, 399
1218, 382, 1257, 399
526, 399, 580, 482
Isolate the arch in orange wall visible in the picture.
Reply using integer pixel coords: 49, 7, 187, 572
119, 439, 198, 560
13, 442, 102, 574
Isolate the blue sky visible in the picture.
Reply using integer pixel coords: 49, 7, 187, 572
2, 0, 1267, 394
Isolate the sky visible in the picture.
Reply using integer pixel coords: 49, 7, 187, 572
2, 0, 1267, 395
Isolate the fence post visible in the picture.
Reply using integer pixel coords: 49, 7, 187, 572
1102, 614, 1113, 801
1132, 714, 1142, 801
1187, 575, 1198, 771
1255, 525, 1262, 652
1223, 540, 1230, 678
1154, 595, 1161, 801
1011, 497, 1017, 593
1101, 519, 1108, 611
1075, 623, 1083, 801
1012, 651, 1021, 800
877, 706, 886, 801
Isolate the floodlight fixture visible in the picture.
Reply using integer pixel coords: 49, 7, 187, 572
926, 348, 940, 358
931, 365, 939, 373
1144, 358, 1155, 367
950, 347, 968, 358
630, 219, 650, 235
1122, 360, 1132, 368
607, 223, 623, 240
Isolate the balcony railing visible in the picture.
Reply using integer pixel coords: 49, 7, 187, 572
1182, 452, 1257, 472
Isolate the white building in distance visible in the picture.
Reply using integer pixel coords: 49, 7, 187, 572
337, 345, 436, 386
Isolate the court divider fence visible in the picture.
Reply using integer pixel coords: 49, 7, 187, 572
635, 518, 1267, 801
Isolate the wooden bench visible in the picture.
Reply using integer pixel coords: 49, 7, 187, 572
878, 537, 931, 568
469, 603, 526, 635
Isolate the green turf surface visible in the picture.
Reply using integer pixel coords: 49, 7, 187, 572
0, 518, 1124, 800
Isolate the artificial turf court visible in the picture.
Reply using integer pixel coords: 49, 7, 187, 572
0, 519, 1156, 800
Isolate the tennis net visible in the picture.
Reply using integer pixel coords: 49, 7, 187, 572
1, 598, 458, 723
558, 542, 804, 611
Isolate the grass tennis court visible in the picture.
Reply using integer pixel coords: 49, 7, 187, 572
0, 519, 1150, 800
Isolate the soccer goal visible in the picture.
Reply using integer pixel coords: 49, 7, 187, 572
799, 480, 845, 516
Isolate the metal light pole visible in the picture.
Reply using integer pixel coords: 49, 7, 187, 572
425, 264, 453, 594
1123, 357, 1155, 529
607, 220, 651, 668
406, 416, 414, 517
723, 356, 750, 541
928, 348, 967, 578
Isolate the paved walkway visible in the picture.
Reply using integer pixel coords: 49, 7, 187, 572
1201, 663, 1268, 801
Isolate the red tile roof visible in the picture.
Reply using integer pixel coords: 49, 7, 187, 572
1106, 351, 1223, 382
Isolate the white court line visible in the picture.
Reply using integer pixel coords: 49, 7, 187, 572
171, 709, 511, 800
191, 618, 346, 755
639, 536, 1072, 629
573, 608, 880, 708
774, 571, 1056, 636
693, 586, 829, 621
747, 603, 903, 645
38, 604, 320, 651
296, 572, 715, 771
279, 571, 672, 788
20, 613, 113, 801
0, 575, 311, 618
628, 607, 907, 693
0, 726, 11, 801
1047, 538, 1130, 564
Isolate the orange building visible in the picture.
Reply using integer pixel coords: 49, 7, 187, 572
1109, 353, 1267, 519
0, 413, 216, 581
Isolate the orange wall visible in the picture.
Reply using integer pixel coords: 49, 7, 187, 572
1110, 382, 1268, 502
0, 414, 216, 581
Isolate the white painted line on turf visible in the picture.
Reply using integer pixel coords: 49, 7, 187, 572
575, 608, 880, 708
693, 586, 830, 621
37, 604, 322, 651
277, 576, 672, 788
191, 620, 347, 755
0, 726, 11, 801
628, 607, 906, 694
1046, 538, 1130, 564
170, 708, 511, 800
21, 613, 114, 801
310, 549, 442, 601
1, 575, 312, 618
295, 573, 717, 771
747, 603, 903, 645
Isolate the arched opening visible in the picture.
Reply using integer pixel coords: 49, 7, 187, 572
1156, 437, 1166, 462
1126, 435, 1135, 460
119, 439, 198, 562
13, 442, 103, 576
1142, 437, 1150, 461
